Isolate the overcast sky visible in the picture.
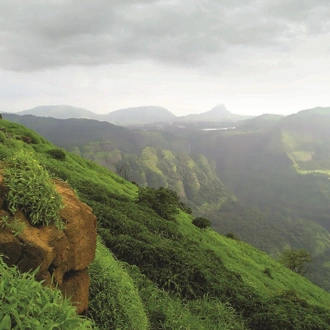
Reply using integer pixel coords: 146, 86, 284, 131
1, 0, 330, 116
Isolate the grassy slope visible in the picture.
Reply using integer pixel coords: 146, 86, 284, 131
2, 119, 330, 329
177, 212, 330, 307
200, 111, 330, 290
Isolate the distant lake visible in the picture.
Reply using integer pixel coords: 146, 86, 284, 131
200, 127, 236, 131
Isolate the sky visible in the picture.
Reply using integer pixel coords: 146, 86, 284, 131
0, 0, 330, 116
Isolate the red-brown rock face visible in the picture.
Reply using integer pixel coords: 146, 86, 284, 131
0, 178, 97, 314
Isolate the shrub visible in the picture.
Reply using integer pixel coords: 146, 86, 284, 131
0, 256, 94, 329
263, 267, 273, 279
0, 131, 6, 142
136, 187, 180, 220
192, 217, 211, 229
4, 150, 64, 229
47, 148, 66, 161
226, 232, 240, 241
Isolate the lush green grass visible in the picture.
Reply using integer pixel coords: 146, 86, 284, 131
0, 257, 95, 329
3, 118, 330, 329
177, 212, 330, 307
88, 239, 148, 330
4, 150, 64, 229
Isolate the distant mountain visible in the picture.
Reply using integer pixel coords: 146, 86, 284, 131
105, 106, 176, 126
11, 104, 252, 125
17, 105, 102, 120
3, 113, 142, 153
178, 105, 253, 122
13, 104, 176, 126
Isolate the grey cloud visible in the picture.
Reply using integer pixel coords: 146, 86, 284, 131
0, 0, 329, 71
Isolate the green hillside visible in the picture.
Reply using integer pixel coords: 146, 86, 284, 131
6, 111, 330, 292
4, 113, 233, 214
194, 108, 330, 290
2, 119, 330, 329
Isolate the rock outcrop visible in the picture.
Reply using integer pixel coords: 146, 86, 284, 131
0, 178, 97, 314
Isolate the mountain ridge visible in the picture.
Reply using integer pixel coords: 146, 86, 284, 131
10, 103, 251, 126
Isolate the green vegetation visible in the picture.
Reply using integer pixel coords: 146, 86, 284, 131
4, 150, 64, 229
192, 216, 211, 229
136, 186, 182, 220
0, 256, 94, 329
2, 118, 330, 328
278, 246, 312, 275
47, 148, 66, 161
88, 240, 148, 330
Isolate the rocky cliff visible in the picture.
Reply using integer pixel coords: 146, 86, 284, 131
0, 177, 97, 314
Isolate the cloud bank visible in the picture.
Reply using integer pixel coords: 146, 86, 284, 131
1, 0, 329, 71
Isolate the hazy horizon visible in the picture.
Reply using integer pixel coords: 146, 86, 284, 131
6, 103, 326, 118
1, 1, 330, 116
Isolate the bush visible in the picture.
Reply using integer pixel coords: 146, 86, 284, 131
0, 256, 94, 329
136, 187, 180, 220
47, 148, 66, 161
226, 232, 240, 241
0, 131, 6, 142
4, 150, 64, 229
263, 267, 273, 279
192, 217, 211, 229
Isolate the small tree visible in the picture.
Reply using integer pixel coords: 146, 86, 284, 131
278, 246, 312, 275
192, 217, 211, 229
115, 162, 130, 180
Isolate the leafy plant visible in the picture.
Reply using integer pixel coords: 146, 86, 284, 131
4, 150, 65, 230
0, 256, 95, 329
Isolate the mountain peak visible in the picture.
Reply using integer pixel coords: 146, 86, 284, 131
208, 104, 231, 115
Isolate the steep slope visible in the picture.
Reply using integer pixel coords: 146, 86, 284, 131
5, 111, 330, 292
2, 119, 330, 329
4, 113, 144, 153
4, 113, 233, 214
191, 107, 330, 290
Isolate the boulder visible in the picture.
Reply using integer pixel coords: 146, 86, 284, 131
0, 178, 97, 314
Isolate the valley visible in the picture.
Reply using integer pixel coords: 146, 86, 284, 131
0, 108, 330, 330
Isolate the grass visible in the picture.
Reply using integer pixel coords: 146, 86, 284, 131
3, 118, 330, 329
4, 150, 64, 229
88, 239, 148, 330
176, 212, 330, 307
0, 256, 95, 329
